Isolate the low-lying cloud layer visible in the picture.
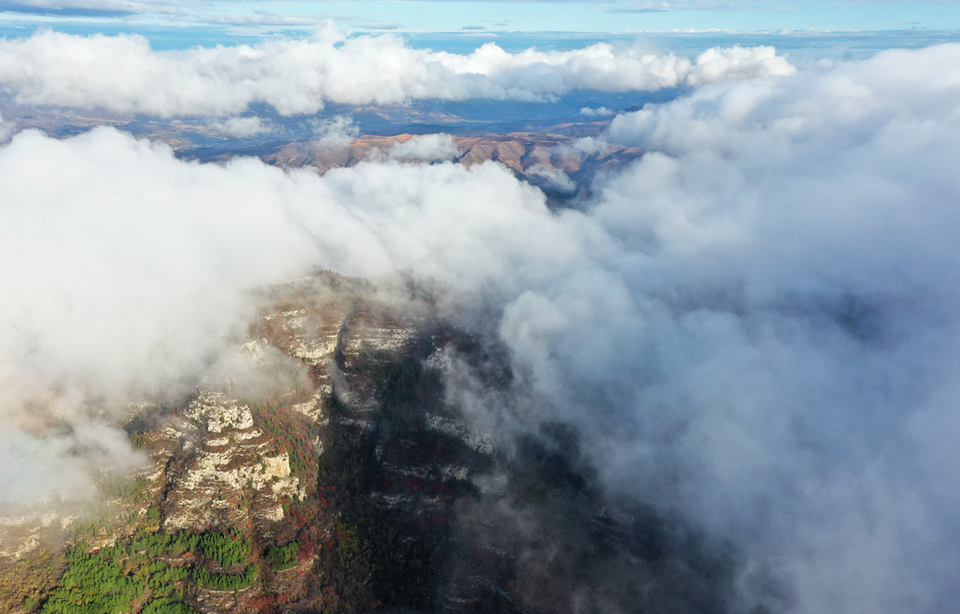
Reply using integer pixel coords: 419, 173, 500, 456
0, 130, 320, 504
0, 27, 794, 116
2, 40, 960, 614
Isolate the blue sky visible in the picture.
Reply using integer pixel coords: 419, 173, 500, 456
0, 0, 958, 50
257, 0, 958, 33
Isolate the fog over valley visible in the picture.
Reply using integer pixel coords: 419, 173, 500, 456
1, 22, 960, 614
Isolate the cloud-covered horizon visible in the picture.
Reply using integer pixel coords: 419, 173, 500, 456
0, 26, 794, 117
3, 38, 960, 614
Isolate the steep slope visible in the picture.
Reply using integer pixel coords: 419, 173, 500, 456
0, 272, 494, 613
1, 271, 742, 614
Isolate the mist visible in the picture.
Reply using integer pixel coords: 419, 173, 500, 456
2, 39, 960, 613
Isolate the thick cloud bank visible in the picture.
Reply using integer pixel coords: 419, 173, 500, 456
0, 27, 793, 116
2, 42, 960, 613
0, 130, 319, 506
587, 43, 960, 614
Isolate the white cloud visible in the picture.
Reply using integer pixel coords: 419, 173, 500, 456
0, 423, 145, 510
204, 12, 316, 26
0, 128, 320, 412
0, 125, 555, 504
579, 106, 615, 117
583, 42, 960, 614
386, 133, 459, 162
525, 163, 577, 192
208, 115, 270, 137
0, 27, 794, 117
307, 114, 359, 146
553, 135, 611, 158
0, 127, 321, 505
2, 42, 960, 613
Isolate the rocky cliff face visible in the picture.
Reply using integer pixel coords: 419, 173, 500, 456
0, 271, 739, 614
156, 389, 305, 531
0, 272, 495, 613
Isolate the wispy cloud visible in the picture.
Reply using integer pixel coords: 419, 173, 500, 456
0, 0, 140, 17
203, 12, 317, 26
607, 8, 668, 14
356, 23, 402, 30
207, 115, 272, 136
